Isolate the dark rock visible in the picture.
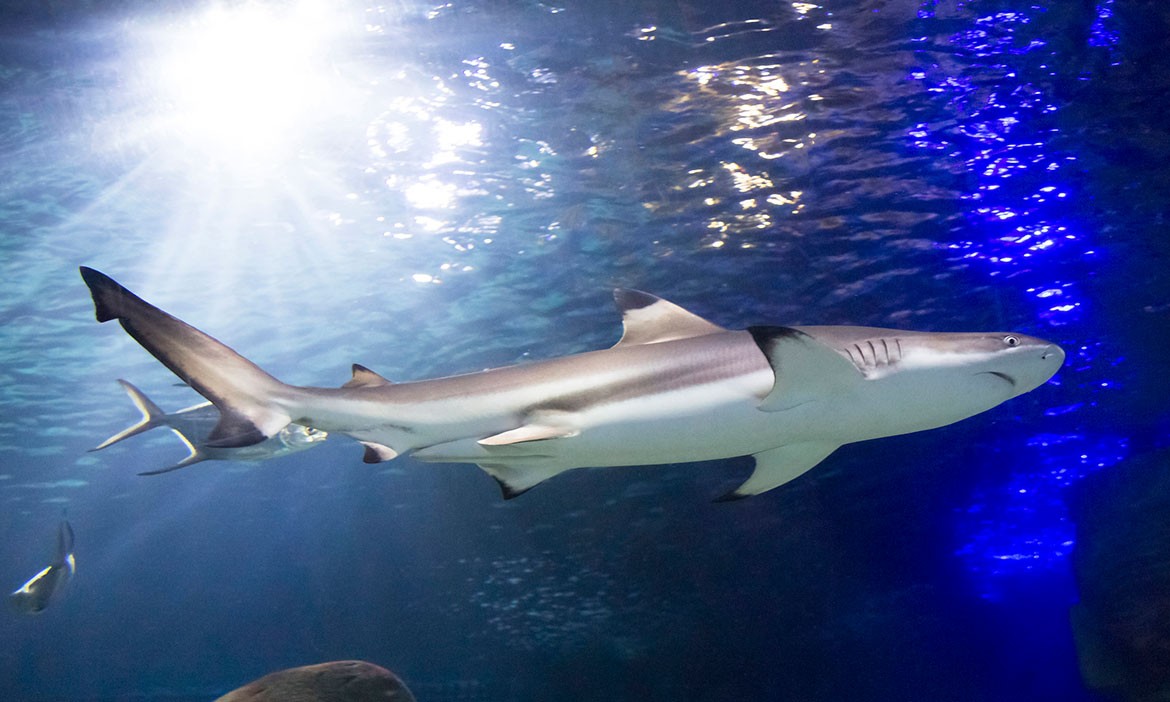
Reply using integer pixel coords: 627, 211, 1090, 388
214, 661, 417, 702
1071, 449, 1170, 702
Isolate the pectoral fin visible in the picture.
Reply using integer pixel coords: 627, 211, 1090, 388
716, 442, 839, 501
749, 327, 863, 412
478, 423, 579, 446
477, 462, 569, 500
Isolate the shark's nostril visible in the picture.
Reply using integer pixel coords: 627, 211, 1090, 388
1041, 345, 1066, 363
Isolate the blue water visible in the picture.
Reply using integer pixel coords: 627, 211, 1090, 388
1, 0, 1166, 700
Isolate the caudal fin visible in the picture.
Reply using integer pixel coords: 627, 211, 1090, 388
79, 267, 291, 448
91, 380, 167, 451
138, 429, 209, 476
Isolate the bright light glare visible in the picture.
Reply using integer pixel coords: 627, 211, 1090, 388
148, 1, 344, 156
430, 119, 483, 165
404, 178, 457, 209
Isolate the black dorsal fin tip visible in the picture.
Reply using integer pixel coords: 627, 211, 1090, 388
613, 290, 726, 347
345, 364, 393, 389
613, 288, 660, 312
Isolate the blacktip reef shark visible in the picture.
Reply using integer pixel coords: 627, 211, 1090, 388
92, 379, 328, 475
10, 519, 74, 615
79, 267, 1065, 500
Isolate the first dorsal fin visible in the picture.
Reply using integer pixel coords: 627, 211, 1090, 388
343, 364, 393, 389
612, 289, 726, 347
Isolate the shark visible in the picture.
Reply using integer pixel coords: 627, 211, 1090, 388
92, 379, 328, 475
79, 267, 1065, 500
10, 519, 75, 615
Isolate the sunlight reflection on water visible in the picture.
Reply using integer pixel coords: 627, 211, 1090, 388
0, 4, 1141, 694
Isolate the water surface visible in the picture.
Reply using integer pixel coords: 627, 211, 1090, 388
0, 0, 1166, 700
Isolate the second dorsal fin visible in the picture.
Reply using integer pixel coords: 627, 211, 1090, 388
342, 364, 394, 389
612, 289, 726, 347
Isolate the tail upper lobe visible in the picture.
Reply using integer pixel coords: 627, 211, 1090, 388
80, 267, 291, 448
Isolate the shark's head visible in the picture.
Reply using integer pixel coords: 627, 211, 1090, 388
945, 332, 1064, 394
792, 325, 1065, 432
886, 331, 1065, 398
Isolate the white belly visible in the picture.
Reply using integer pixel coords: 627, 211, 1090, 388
412, 368, 801, 470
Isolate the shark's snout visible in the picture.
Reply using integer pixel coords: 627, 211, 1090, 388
1014, 342, 1065, 393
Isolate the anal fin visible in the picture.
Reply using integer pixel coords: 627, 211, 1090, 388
716, 442, 839, 501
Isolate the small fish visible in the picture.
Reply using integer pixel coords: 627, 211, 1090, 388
10, 520, 75, 615
92, 380, 328, 475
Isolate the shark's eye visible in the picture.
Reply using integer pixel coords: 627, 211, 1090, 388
1003, 335, 1020, 347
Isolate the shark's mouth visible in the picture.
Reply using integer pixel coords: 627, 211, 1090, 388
980, 371, 1017, 387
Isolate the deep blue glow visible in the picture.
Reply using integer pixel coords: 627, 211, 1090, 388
1088, 1, 1119, 50
953, 432, 1128, 599
909, 3, 1118, 595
